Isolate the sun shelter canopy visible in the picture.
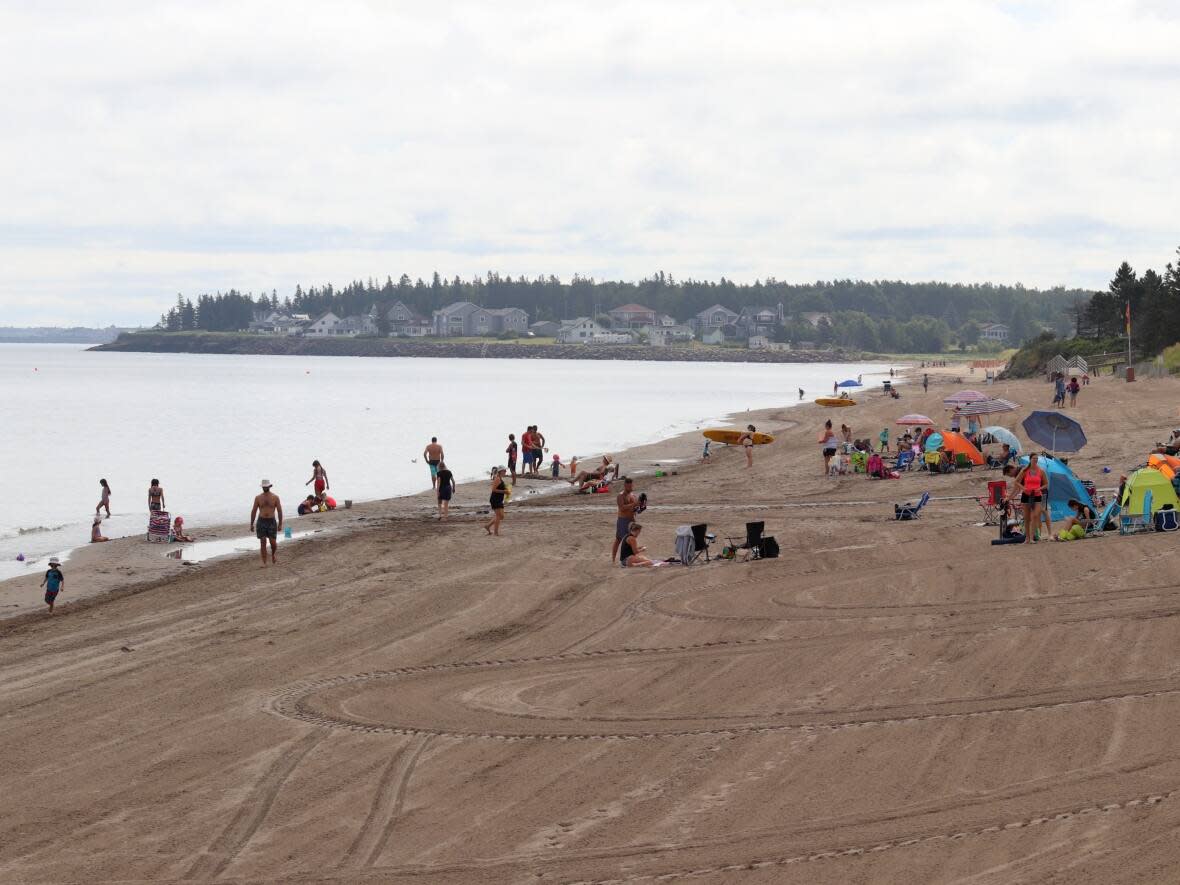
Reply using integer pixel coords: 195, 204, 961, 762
981, 426, 1021, 452
1017, 455, 1094, 521
896, 413, 934, 426
936, 431, 985, 465
837, 379, 860, 387
954, 398, 1018, 417
1121, 467, 1180, 515
924, 432, 944, 451
943, 390, 988, 406
1022, 410, 1087, 453
1045, 355, 1068, 375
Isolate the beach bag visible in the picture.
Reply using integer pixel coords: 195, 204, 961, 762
1153, 508, 1179, 532
758, 536, 780, 558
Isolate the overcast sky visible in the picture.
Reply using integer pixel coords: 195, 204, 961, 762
2, 0, 1178, 326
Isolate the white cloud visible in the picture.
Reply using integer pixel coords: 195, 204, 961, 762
0, 0, 1178, 324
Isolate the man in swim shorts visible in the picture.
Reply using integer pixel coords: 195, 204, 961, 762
423, 437, 444, 489
250, 479, 283, 566
612, 476, 639, 563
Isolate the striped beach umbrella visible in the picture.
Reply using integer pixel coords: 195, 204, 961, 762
953, 397, 1018, 417
943, 389, 988, 407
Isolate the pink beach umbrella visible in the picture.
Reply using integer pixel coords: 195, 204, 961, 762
896, 413, 935, 426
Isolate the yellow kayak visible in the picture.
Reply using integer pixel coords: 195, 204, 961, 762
703, 429, 775, 445
815, 397, 857, 407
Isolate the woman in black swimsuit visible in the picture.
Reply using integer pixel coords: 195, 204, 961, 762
147, 479, 165, 512
484, 467, 509, 536
436, 462, 456, 520
619, 523, 655, 567
739, 425, 756, 468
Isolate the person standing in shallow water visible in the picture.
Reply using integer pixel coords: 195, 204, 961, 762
147, 479, 165, 512
250, 479, 283, 566
96, 479, 111, 517
423, 438, 444, 488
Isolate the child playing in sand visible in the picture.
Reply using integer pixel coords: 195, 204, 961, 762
550, 453, 562, 478
91, 515, 109, 543
40, 558, 64, 613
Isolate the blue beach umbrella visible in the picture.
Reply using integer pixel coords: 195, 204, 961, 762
1016, 455, 1093, 521
981, 426, 1021, 452
1021, 410, 1087, 453
836, 379, 860, 388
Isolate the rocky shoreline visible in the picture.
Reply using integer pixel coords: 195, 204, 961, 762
93, 331, 865, 363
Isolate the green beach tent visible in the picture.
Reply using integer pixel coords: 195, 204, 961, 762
1120, 468, 1180, 515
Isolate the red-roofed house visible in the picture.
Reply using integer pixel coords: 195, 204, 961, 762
608, 303, 658, 328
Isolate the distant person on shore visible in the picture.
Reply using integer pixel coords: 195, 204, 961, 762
436, 461, 456, 519
739, 425, 756, 468
505, 433, 518, 482
878, 427, 890, 453
148, 479, 165, 513
423, 438, 444, 488
798, 387, 804, 401
922, 375, 928, 393
171, 516, 193, 542
620, 523, 655, 567
613, 477, 639, 562
96, 479, 111, 517
1052, 375, 1066, 407
306, 460, 329, 497
702, 439, 711, 462
819, 420, 838, 476
521, 427, 534, 475
833, 381, 838, 395
40, 557, 64, 614
1068, 376, 1080, 406
91, 514, 109, 543
484, 467, 509, 535
570, 455, 618, 490
550, 453, 562, 477
250, 479, 283, 566
532, 427, 547, 474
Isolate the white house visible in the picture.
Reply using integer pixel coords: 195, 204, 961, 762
556, 317, 606, 343
304, 312, 344, 337
979, 322, 1010, 342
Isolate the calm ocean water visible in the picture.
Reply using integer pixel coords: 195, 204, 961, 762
3, 345, 893, 578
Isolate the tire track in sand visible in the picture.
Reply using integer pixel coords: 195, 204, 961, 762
338, 734, 432, 869
183, 732, 323, 881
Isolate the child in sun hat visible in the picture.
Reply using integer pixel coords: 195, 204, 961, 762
40, 558, 65, 613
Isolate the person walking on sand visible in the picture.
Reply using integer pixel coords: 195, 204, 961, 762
738, 425, 757, 468
96, 479, 112, 517
1015, 454, 1049, 544
250, 479, 283, 566
147, 479, 165, 512
423, 438, 444, 488
436, 461, 456, 519
922, 374, 929, 393
612, 476, 640, 562
819, 420, 838, 476
505, 433, 518, 483
1068, 376, 1080, 407
40, 557, 65, 614
484, 467, 509, 535
798, 387, 804, 401
305, 460, 329, 497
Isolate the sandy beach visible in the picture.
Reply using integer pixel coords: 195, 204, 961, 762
5, 369, 1180, 884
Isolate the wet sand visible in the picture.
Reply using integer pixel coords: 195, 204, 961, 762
5, 370, 1180, 883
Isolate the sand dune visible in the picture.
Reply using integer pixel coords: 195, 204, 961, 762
4, 370, 1180, 883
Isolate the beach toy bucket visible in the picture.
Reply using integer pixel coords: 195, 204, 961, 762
283, 525, 293, 539
344, 499, 352, 509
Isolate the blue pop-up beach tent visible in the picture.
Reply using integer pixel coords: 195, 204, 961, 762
1016, 455, 1093, 521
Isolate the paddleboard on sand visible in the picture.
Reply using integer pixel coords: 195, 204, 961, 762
815, 397, 857, 407
703, 429, 775, 446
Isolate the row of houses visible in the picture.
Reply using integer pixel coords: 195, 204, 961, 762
249, 300, 1011, 344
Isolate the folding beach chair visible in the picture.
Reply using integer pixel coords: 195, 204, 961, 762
1088, 500, 1120, 536
954, 452, 974, 472
726, 521, 765, 561
976, 480, 1008, 525
894, 449, 915, 472
688, 523, 712, 564
1120, 490, 1153, 535
894, 491, 931, 521
922, 452, 943, 473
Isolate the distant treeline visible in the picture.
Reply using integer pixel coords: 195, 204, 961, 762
159, 272, 1088, 352
1077, 246, 1180, 356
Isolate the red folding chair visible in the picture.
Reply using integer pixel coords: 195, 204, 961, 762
977, 480, 1008, 525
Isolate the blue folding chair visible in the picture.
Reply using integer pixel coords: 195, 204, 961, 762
894, 491, 931, 520
1120, 491, 1152, 535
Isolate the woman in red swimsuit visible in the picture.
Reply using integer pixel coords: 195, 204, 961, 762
306, 460, 329, 497
1015, 453, 1049, 543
